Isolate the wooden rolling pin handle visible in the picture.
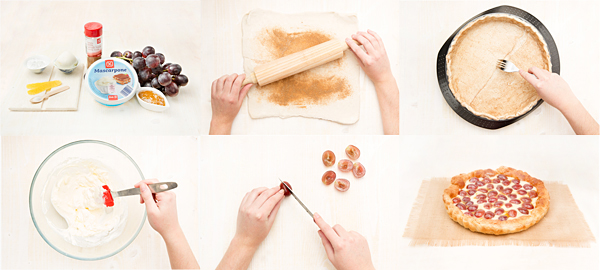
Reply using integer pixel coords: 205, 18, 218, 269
242, 72, 258, 86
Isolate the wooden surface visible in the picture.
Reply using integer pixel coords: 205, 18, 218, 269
200, 0, 401, 134
399, 135, 599, 269
199, 136, 401, 269
1, 1, 203, 135
1, 136, 199, 269
399, 1, 600, 135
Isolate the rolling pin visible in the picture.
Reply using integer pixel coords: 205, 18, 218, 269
242, 39, 356, 86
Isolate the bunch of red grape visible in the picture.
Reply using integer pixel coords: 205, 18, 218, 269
110, 46, 188, 97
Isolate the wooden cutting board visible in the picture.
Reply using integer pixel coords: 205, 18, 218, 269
8, 61, 83, 111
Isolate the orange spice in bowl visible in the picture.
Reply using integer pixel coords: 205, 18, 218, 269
138, 90, 165, 106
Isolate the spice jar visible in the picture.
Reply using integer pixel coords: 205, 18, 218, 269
84, 22, 103, 68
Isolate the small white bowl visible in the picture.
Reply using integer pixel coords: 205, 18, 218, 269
136, 87, 170, 112
54, 57, 80, 74
25, 55, 51, 74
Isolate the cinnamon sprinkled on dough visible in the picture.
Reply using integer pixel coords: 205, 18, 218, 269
256, 27, 351, 106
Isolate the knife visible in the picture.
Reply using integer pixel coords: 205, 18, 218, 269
279, 178, 313, 218
112, 182, 178, 197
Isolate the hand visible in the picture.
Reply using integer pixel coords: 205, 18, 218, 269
314, 213, 375, 270
134, 179, 180, 238
346, 30, 393, 85
217, 186, 285, 270
210, 73, 253, 135
234, 186, 285, 249
346, 30, 399, 135
519, 67, 578, 111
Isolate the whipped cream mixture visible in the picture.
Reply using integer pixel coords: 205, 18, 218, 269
49, 158, 127, 247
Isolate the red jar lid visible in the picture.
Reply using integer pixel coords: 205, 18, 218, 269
84, 22, 103, 37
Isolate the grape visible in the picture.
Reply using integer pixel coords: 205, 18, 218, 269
146, 54, 161, 69
167, 64, 182, 75
173, 74, 188, 86
110, 51, 122, 57
158, 87, 166, 94
123, 51, 133, 59
162, 63, 171, 70
164, 82, 179, 97
151, 78, 161, 89
143, 82, 152, 88
132, 57, 146, 70
156, 53, 165, 64
158, 72, 172, 86
142, 46, 155, 57
133, 51, 142, 59
138, 68, 153, 84
151, 67, 163, 75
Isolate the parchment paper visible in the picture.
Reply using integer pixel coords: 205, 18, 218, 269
242, 9, 360, 124
403, 178, 596, 247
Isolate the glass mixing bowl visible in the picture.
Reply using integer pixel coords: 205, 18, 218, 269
29, 140, 146, 260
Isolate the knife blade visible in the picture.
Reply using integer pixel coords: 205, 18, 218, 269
279, 178, 313, 218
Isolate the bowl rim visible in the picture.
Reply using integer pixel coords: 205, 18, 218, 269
29, 139, 147, 261
24, 55, 51, 70
136, 87, 170, 111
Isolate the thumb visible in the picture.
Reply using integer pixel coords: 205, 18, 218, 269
140, 183, 159, 214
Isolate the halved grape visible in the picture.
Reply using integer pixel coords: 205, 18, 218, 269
345, 145, 360, 160
352, 162, 366, 178
334, 179, 350, 192
322, 171, 336, 185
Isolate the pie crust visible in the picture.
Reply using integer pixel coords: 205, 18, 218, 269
443, 166, 550, 235
446, 14, 552, 120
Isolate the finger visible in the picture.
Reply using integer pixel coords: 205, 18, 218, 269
230, 73, 245, 98
244, 187, 268, 207
318, 230, 335, 259
353, 33, 375, 55
216, 75, 229, 94
211, 79, 218, 96
332, 224, 350, 238
238, 83, 253, 105
367, 29, 384, 49
140, 183, 159, 215
252, 186, 281, 209
357, 31, 379, 51
267, 193, 283, 225
224, 74, 239, 95
519, 69, 539, 86
261, 189, 284, 215
528, 66, 550, 80
346, 38, 368, 67
313, 212, 340, 245
154, 191, 175, 207
134, 179, 159, 204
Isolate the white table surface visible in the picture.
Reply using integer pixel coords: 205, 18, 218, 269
399, 135, 599, 269
199, 0, 401, 134
399, 0, 600, 135
199, 136, 401, 269
1, 136, 199, 269
1, 1, 204, 136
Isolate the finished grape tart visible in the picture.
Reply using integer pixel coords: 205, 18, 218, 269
443, 167, 549, 235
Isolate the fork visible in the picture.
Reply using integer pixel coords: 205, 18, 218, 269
497, 59, 519, 73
